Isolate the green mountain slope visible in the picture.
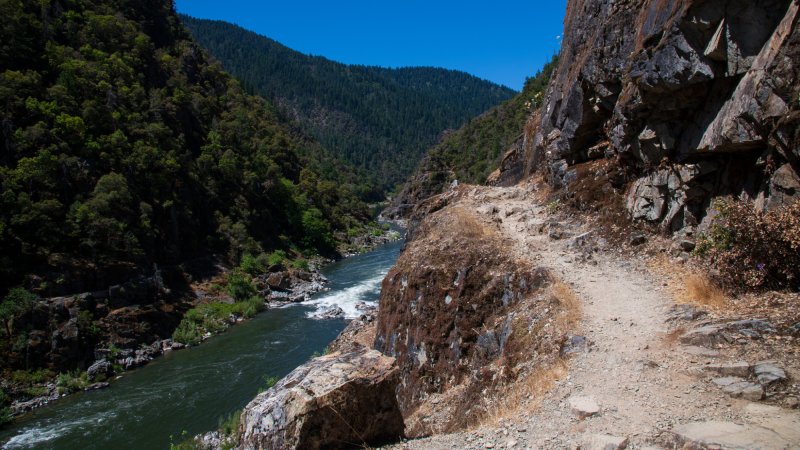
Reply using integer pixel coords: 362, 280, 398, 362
388, 56, 558, 217
180, 16, 517, 191
0, 0, 371, 295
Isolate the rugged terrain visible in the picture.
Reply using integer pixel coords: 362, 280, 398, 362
381, 182, 799, 449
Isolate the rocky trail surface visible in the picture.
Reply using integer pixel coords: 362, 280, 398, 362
385, 184, 800, 450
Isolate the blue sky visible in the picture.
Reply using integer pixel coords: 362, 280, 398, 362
175, 1, 567, 90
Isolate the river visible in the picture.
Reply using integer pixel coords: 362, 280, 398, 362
0, 238, 403, 449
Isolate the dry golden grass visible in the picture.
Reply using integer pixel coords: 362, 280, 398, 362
684, 273, 728, 309
648, 255, 728, 310
550, 281, 582, 329
481, 358, 568, 426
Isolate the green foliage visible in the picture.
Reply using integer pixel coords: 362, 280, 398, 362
217, 409, 241, 437
257, 375, 279, 394
290, 259, 309, 271
0, 288, 37, 337
181, 15, 516, 192
695, 199, 800, 289
56, 370, 89, 394
239, 253, 267, 276
0, 388, 11, 427
172, 297, 265, 344
266, 250, 287, 267
169, 431, 200, 450
11, 368, 53, 386
226, 272, 257, 301
301, 208, 334, 253
0, 0, 373, 295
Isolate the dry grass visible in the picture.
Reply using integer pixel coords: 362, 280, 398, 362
481, 358, 569, 426
550, 281, 582, 328
648, 255, 728, 310
684, 273, 728, 309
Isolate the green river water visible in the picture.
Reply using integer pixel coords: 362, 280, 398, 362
0, 239, 403, 449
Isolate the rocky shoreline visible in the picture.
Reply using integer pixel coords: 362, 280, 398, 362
4, 225, 402, 421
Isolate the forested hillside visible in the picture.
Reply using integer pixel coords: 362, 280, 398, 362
180, 16, 516, 191
0, 0, 372, 296
387, 56, 558, 217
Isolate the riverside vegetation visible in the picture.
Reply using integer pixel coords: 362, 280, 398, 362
0, 0, 416, 420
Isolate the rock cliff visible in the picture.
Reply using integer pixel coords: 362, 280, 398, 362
497, 0, 800, 231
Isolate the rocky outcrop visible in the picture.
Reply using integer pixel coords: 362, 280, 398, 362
502, 0, 800, 231
237, 348, 404, 450
374, 191, 565, 436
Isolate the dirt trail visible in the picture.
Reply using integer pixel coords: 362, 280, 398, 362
386, 185, 800, 449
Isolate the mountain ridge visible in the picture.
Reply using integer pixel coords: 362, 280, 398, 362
180, 15, 516, 192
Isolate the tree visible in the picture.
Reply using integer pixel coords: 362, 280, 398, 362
0, 288, 37, 337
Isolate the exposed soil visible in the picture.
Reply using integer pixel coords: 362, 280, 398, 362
383, 183, 800, 449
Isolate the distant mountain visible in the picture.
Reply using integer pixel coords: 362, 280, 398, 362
180, 15, 516, 191
387, 56, 558, 217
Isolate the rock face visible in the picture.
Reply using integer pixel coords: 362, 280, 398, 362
374, 194, 559, 435
501, 0, 800, 231
237, 348, 404, 450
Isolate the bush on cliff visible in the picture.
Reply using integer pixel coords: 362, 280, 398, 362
696, 199, 800, 289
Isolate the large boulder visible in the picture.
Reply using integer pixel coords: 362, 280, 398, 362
237, 348, 404, 450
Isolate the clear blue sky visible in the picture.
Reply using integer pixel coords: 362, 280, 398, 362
175, 1, 567, 90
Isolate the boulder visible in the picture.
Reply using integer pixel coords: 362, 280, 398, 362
266, 272, 291, 291
754, 361, 787, 386
86, 359, 114, 381
238, 348, 404, 450
569, 396, 601, 418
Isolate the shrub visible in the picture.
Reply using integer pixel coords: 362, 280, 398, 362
226, 272, 256, 301
290, 259, 309, 271
172, 319, 202, 346
56, 370, 89, 394
0, 389, 12, 426
266, 250, 287, 267
696, 199, 800, 289
239, 253, 268, 276
217, 409, 241, 437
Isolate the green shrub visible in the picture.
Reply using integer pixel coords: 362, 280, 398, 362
239, 253, 268, 276
217, 409, 241, 437
11, 369, 53, 386
266, 250, 287, 267
290, 259, 309, 271
258, 375, 279, 394
172, 319, 202, 346
56, 370, 89, 394
0, 388, 11, 426
226, 272, 256, 301
696, 199, 800, 289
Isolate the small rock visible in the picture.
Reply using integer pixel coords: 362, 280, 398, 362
84, 382, 110, 391
560, 335, 591, 356
753, 361, 786, 386
629, 233, 647, 246
712, 377, 764, 401
785, 397, 799, 409
678, 239, 696, 251
569, 396, 601, 418
86, 359, 114, 381
584, 434, 628, 450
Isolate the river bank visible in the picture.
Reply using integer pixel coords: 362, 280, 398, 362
0, 235, 404, 449
1, 225, 402, 424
